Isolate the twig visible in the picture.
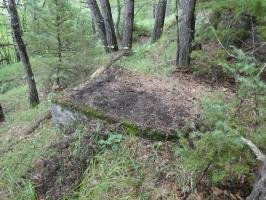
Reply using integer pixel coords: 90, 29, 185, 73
182, 161, 212, 200
257, 63, 266, 77
200, 4, 237, 58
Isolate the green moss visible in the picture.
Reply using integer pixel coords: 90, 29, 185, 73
52, 97, 118, 124
52, 97, 180, 141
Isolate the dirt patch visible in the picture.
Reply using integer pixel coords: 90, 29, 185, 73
62, 67, 217, 136
31, 120, 108, 200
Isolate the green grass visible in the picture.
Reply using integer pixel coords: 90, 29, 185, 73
75, 137, 180, 200
0, 62, 23, 82
0, 63, 62, 199
0, 83, 61, 199
118, 34, 176, 76
0, 121, 60, 200
0, 83, 61, 200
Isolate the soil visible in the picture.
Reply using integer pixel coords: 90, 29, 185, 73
65, 67, 221, 135
31, 120, 105, 200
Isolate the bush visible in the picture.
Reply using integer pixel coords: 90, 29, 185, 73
179, 51, 266, 186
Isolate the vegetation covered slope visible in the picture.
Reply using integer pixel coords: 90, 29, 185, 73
0, 0, 266, 199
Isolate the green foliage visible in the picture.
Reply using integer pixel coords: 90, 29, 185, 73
25, 0, 89, 57
179, 101, 256, 184
180, 52, 266, 185
198, 0, 266, 46
0, 14, 18, 65
258, 26, 266, 41
209, 0, 266, 19
99, 133, 124, 151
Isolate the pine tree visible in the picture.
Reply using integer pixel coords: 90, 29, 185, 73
26, 0, 84, 86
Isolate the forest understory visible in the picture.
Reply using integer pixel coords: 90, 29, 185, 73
1, 0, 266, 200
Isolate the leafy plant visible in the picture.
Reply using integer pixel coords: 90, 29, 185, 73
99, 133, 124, 151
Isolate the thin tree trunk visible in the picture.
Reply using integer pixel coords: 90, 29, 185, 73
153, 0, 157, 18
11, 32, 20, 62
122, 0, 134, 49
87, 0, 109, 52
7, 0, 40, 107
115, 0, 122, 42
176, 14, 179, 66
177, 0, 196, 67
92, 17, 96, 34
166, 0, 172, 16
55, 0, 61, 87
151, 0, 167, 43
100, 0, 118, 51
0, 105, 4, 122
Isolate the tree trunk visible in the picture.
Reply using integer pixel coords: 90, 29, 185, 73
241, 138, 266, 200
7, 0, 40, 107
247, 160, 266, 200
91, 18, 96, 34
100, 0, 118, 51
122, 0, 134, 49
151, 0, 167, 43
177, 0, 196, 66
166, 0, 172, 16
11, 32, 20, 62
115, 0, 122, 42
0, 105, 4, 122
153, 1, 157, 18
87, 0, 109, 52
55, 0, 62, 87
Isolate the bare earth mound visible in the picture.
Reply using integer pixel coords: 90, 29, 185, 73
52, 67, 214, 139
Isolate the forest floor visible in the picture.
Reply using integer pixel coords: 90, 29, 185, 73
0, 34, 251, 200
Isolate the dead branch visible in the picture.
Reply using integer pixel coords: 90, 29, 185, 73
19, 111, 52, 136
242, 137, 266, 200
0, 111, 52, 155
72, 50, 129, 91
257, 63, 266, 77
200, 4, 237, 59
241, 137, 265, 162
90, 50, 129, 79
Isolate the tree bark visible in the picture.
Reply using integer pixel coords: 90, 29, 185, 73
122, 0, 134, 49
87, 0, 109, 52
242, 138, 266, 200
11, 32, 20, 62
91, 18, 96, 34
177, 0, 196, 67
166, 0, 172, 16
0, 105, 4, 122
100, 0, 118, 51
153, 0, 157, 18
7, 0, 40, 107
115, 0, 122, 41
55, 0, 62, 87
151, 0, 167, 43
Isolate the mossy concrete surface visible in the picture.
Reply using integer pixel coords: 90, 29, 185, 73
52, 67, 212, 140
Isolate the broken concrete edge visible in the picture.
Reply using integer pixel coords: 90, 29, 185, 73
51, 96, 180, 141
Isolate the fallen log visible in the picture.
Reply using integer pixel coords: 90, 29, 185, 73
19, 111, 52, 136
1, 111, 52, 155
72, 50, 129, 91
242, 137, 266, 200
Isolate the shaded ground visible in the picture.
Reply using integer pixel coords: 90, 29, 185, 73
59, 67, 221, 137
33, 126, 249, 200
31, 119, 106, 199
